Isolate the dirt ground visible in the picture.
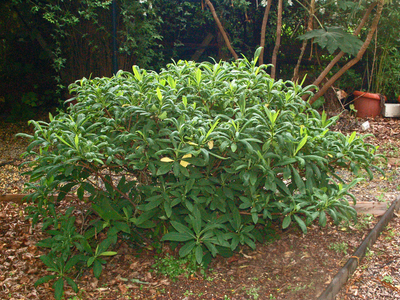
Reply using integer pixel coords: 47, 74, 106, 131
0, 112, 399, 300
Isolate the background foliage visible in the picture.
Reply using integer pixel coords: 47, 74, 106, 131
2, 0, 399, 117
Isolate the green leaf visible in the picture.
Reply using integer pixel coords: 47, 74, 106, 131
293, 215, 307, 233
58, 182, 76, 201
223, 186, 234, 200
195, 68, 202, 84
171, 221, 193, 235
144, 196, 163, 211
275, 178, 291, 196
244, 236, 256, 250
249, 171, 257, 186
253, 46, 263, 64
231, 235, 240, 251
294, 135, 308, 156
347, 131, 357, 144
164, 201, 172, 218
167, 76, 176, 89
275, 157, 297, 167
231, 206, 241, 231
65, 277, 79, 293
93, 259, 103, 279
156, 163, 172, 176
251, 212, 258, 224
87, 256, 95, 267
161, 232, 194, 242
319, 211, 327, 227
192, 209, 202, 235
195, 245, 203, 264
74, 134, 79, 149
298, 27, 363, 56
231, 143, 237, 153
53, 278, 64, 300
35, 275, 57, 287
158, 111, 167, 120
156, 87, 162, 101
97, 237, 114, 254
55, 134, 73, 148
40, 254, 58, 269
132, 66, 142, 81
185, 178, 196, 193
178, 240, 196, 257
282, 215, 291, 229
114, 221, 131, 234
99, 251, 118, 256
182, 95, 188, 108
291, 166, 305, 194
205, 119, 220, 140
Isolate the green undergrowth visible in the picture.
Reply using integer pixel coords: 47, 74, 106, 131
151, 253, 204, 282
18, 48, 383, 299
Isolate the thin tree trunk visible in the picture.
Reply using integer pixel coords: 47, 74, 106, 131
304, 2, 378, 102
205, 0, 239, 60
310, 2, 377, 89
292, 0, 315, 81
259, 0, 273, 66
369, 30, 378, 91
309, 0, 384, 104
271, 0, 283, 79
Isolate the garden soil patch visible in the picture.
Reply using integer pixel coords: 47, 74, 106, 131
1, 113, 400, 300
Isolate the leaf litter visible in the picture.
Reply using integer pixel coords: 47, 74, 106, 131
0, 113, 399, 300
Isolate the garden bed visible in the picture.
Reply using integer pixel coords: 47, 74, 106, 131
0, 113, 399, 300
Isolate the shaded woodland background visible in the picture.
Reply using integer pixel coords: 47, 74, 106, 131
1, 0, 400, 121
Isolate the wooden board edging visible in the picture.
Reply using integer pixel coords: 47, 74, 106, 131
317, 196, 400, 300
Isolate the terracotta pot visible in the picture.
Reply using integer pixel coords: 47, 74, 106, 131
353, 91, 386, 118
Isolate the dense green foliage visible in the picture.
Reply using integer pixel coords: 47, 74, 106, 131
19, 51, 382, 298
365, 4, 400, 100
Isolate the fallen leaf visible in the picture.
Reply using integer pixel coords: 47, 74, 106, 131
160, 157, 174, 163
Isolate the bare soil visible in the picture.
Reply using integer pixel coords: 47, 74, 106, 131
0, 113, 399, 300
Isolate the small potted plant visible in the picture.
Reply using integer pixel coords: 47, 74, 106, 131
352, 91, 386, 118
353, 46, 400, 117
352, 52, 386, 118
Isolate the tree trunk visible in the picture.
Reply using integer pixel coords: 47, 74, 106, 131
191, 33, 214, 61
308, 1, 381, 104
205, 0, 239, 61
292, 0, 315, 81
259, 0, 273, 66
271, 0, 283, 79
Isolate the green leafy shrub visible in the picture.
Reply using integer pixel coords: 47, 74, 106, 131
20, 49, 382, 299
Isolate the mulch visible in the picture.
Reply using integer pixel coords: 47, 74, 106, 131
0, 113, 399, 300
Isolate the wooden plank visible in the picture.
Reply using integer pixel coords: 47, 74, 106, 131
0, 194, 27, 203
317, 197, 400, 300
352, 201, 389, 216
0, 160, 16, 167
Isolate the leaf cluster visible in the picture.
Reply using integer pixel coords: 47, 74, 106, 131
20, 50, 382, 297
298, 27, 364, 56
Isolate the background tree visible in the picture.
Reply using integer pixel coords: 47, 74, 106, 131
1, 0, 397, 117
